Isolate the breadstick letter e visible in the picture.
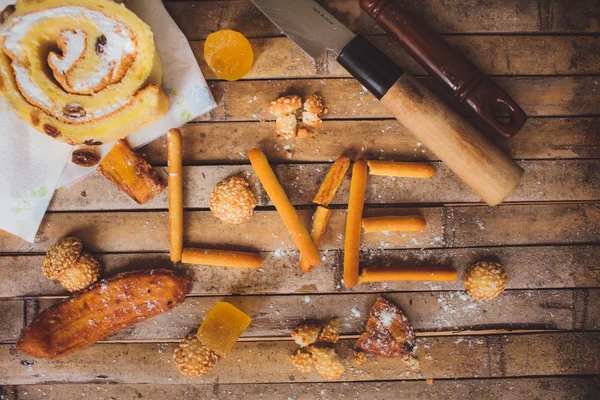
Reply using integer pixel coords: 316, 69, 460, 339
367, 161, 435, 178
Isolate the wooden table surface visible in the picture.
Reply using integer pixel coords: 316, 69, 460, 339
1, 0, 600, 398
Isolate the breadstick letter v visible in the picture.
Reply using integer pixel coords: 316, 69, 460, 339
168, 129, 184, 262
344, 159, 368, 288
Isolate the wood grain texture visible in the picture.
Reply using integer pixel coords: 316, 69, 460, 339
139, 118, 600, 164
191, 36, 600, 80
1, 204, 597, 254
47, 160, 600, 211
2, 377, 599, 400
0, 245, 598, 297
1, 332, 599, 384
0, 289, 592, 343
164, 0, 600, 38
0, 302, 23, 342
201, 77, 600, 123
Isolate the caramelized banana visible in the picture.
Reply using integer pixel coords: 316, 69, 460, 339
17, 269, 188, 359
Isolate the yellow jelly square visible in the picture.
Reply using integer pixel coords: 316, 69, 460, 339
196, 302, 252, 356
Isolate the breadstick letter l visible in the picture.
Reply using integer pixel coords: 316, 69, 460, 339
367, 161, 435, 178
300, 205, 332, 273
360, 267, 457, 282
168, 128, 183, 262
344, 159, 368, 288
181, 248, 263, 269
248, 149, 320, 265
312, 156, 351, 206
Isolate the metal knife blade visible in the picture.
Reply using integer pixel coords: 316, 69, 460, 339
250, 0, 355, 60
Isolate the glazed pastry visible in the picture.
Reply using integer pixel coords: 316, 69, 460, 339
0, 0, 169, 145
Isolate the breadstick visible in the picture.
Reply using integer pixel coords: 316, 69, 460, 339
360, 267, 457, 282
312, 156, 351, 206
367, 161, 435, 178
167, 128, 183, 262
181, 248, 263, 269
248, 149, 320, 265
300, 206, 332, 273
362, 215, 426, 233
344, 159, 368, 288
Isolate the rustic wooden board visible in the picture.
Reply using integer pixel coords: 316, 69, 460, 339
3, 377, 600, 400
1, 332, 599, 384
201, 77, 600, 122
1, 204, 598, 254
0, 302, 23, 343
164, 0, 600, 38
1, 245, 598, 298
47, 160, 600, 211
141, 118, 600, 164
191, 36, 600, 80
0, 289, 591, 343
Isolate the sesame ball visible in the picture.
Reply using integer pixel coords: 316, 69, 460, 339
41, 236, 83, 279
174, 333, 219, 377
209, 176, 257, 224
464, 261, 508, 301
58, 253, 100, 292
304, 94, 324, 115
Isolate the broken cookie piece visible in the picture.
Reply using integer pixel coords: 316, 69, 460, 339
302, 94, 325, 128
275, 114, 298, 139
307, 344, 345, 380
291, 324, 321, 347
318, 318, 339, 343
290, 348, 313, 373
355, 297, 416, 357
267, 95, 302, 117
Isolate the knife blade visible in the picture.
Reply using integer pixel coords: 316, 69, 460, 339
250, 0, 523, 209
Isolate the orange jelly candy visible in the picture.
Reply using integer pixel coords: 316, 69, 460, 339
196, 302, 252, 356
204, 30, 254, 81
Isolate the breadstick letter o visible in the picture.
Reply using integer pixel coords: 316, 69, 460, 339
344, 159, 368, 288
168, 129, 184, 262
248, 149, 320, 265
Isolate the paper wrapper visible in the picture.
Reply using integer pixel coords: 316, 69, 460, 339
0, 0, 216, 242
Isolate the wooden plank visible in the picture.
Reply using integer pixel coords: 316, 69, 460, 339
47, 160, 600, 211
4, 289, 593, 343
202, 77, 600, 122
1, 332, 599, 384
0, 302, 23, 343
164, 0, 600, 38
1, 245, 598, 297
140, 118, 600, 164
0, 204, 598, 254
191, 36, 600, 80
3, 377, 599, 400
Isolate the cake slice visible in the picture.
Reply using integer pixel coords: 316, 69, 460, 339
355, 297, 415, 357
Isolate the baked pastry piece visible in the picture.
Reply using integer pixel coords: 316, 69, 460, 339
209, 176, 257, 224
355, 297, 415, 357
464, 261, 508, 301
0, 0, 169, 145
17, 269, 187, 359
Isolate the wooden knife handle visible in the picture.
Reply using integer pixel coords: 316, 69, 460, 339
337, 36, 523, 205
360, 0, 527, 139
380, 74, 523, 205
